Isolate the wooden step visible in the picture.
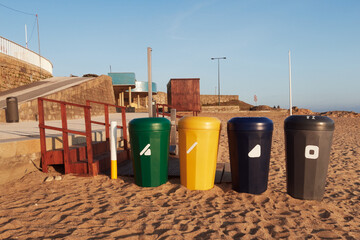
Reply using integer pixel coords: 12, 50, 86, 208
43, 140, 129, 176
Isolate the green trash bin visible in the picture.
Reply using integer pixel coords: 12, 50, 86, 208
129, 117, 171, 187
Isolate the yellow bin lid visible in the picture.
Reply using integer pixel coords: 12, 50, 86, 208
178, 116, 221, 130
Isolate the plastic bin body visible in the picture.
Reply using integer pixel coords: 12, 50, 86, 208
129, 118, 171, 187
284, 115, 334, 200
178, 116, 221, 190
227, 117, 273, 194
6, 97, 19, 123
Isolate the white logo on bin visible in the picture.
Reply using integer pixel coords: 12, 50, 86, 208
248, 144, 261, 158
140, 144, 151, 156
187, 142, 198, 154
305, 145, 319, 159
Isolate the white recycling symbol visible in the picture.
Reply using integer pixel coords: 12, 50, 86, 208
248, 144, 261, 158
187, 142, 198, 154
140, 144, 151, 156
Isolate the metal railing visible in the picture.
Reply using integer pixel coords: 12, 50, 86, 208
0, 36, 53, 74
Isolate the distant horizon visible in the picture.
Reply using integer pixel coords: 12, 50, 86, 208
1, 1, 359, 113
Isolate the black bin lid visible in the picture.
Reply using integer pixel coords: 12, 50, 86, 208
227, 117, 273, 131
284, 115, 335, 131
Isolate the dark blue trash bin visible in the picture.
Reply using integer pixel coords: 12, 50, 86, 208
227, 117, 273, 194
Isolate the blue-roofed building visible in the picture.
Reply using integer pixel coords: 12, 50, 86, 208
109, 72, 136, 86
108, 72, 157, 109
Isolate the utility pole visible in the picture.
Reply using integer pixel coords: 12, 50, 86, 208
36, 14, 41, 79
211, 57, 226, 106
289, 50, 292, 116
25, 24, 28, 48
147, 47, 153, 117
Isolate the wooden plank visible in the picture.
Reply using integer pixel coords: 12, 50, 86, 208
69, 161, 88, 175
168, 157, 179, 176
45, 150, 64, 165
215, 163, 225, 184
221, 162, 232, 183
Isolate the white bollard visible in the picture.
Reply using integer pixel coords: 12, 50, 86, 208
110, 121, 117, 179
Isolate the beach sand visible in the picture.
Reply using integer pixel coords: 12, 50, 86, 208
0, 112, 359, 239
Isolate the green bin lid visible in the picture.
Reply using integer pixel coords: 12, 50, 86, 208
129, 117, 171, 132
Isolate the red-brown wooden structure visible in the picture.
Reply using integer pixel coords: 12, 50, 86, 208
38, 97, 129, 176
167, 78, 201, 112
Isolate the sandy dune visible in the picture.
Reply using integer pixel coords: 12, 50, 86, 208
0, 112, 359, 239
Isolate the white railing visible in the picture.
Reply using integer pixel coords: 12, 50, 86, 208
0, 36, 53, 74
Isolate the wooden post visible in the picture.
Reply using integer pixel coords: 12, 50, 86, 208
84, 106, 94, 175
137, 94, 140, 108
105, 104, 109, 141
61, 103, 70, 174
121, 91, 125, 107
170, 109, 178, 155
121, 107, 128, 152
38, 98, 47, 172
129, 86, 132, 106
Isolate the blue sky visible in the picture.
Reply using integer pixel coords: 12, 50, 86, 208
1, 0, 359, 112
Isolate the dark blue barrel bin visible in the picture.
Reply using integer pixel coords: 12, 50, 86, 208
227, 117, 273, 194
284, 115, 335, 200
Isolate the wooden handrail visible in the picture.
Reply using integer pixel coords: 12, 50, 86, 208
38, 97, 93, 174
86, 100, 128, 151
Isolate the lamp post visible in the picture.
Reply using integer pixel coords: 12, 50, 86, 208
211, 57, 226, 106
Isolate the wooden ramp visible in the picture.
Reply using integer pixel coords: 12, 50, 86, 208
118, 157, 232, 184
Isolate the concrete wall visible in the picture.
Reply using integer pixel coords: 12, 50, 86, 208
200, 95, 239, 105
0, 75, 116, 122
0, 53, 52, 92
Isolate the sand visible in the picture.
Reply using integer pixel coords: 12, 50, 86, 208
0, 112, 359, 239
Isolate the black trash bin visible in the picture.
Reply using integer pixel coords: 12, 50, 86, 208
227, 117, 273, 194
6, 97, 19, 123
284, 115, 335, 200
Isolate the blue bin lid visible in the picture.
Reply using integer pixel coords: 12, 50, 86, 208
129, 117, 171, 132
284, 115, 334, 131
227, 117, 273, 131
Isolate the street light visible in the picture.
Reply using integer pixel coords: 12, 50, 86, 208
211, 57, 226, 106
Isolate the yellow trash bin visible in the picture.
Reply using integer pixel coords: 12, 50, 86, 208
178, 116, 221, 190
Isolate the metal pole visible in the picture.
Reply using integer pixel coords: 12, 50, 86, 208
147, 47, 152, 117
211, 57, 226, 106
289, 50, 292, 116
110, 121, 117, 179
25, 24, 28, 48
218, 59, 220, 106
36, 14, 41, 79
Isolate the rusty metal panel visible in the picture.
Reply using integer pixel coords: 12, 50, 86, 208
167, 78, 200, 111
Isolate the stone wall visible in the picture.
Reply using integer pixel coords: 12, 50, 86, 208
0, 75, 116, 122
202, 105, 240, 112
152, 93, 239, 106
153, 92, 167, 105
135, 92, 240, 110
0, 53, 52, 92
200, 95, 239, 105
